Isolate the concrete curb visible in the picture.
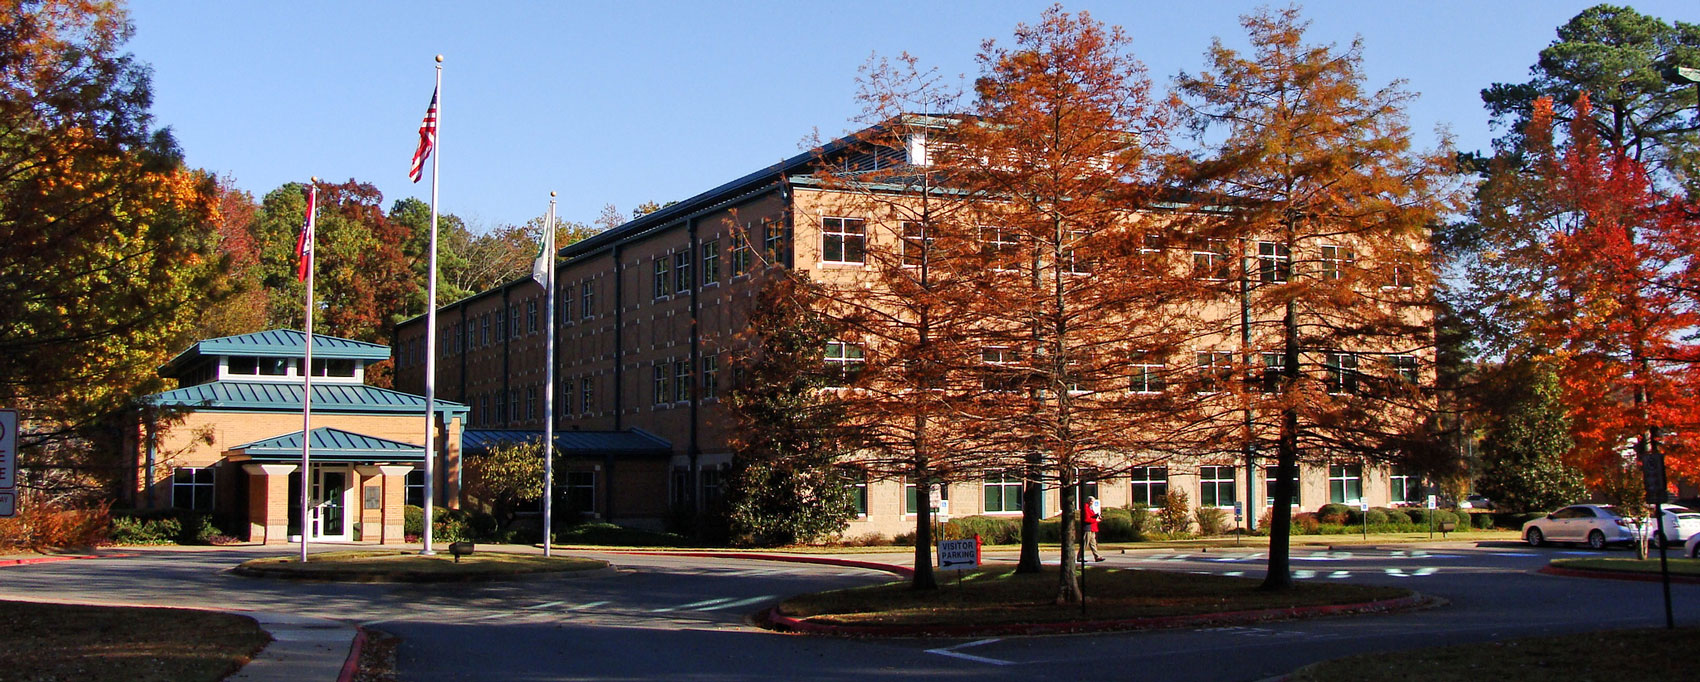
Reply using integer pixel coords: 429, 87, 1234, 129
337, 627, 367, 682
0, 552, 137, 566
763, 593, 1431, 638
610, 550, 915, 578
1539, 564, 1700, 584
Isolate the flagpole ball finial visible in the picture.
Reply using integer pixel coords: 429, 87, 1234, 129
550, 191, 557, 198
435, 54, 444, 63
310, 176, 318, 183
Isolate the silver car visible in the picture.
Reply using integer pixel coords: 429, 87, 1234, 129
1643, 506, 1700, 549
1522, 504, 1637, 550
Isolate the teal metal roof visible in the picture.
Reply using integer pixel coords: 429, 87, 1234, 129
230, 427, 424, 463
462, 429, 672, 458
160, 329, 391, 378
144, 381, 468, 416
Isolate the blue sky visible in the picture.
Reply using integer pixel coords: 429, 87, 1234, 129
127, 1, 1697, 231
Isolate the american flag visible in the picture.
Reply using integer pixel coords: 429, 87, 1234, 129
409, 87, 439, 183
295, 186, 316, 282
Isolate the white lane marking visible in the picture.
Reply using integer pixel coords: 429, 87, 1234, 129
652, 597, 735, 612
1224, 571, 1245, 577
471, 613, 509, 621
524, 601, 565, 609
1384, 568, 1409, 578
565, 601, 609, 611
926, 638, 1014, 666
1293, 569, 1316, 579
1412, 567, 1438, 576
695, 595, 774, 611
1328, 571, 1351, 579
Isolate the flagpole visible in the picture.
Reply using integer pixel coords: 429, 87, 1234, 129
421, 55, 443, 556
299, 179, 318, 564
542, 193, 557, 557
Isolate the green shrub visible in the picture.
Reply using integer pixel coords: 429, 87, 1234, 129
1497, 511, 1545, 529
1158, 490, 1192, 535
552, 521, 691, 547
946, 516, 1022, 544
1037, 516, 1061, 543
404, 505, 424, 536
1292, 512, 1321, 534
1472, 512, 1496, 529
1125, 505, 1156, 541
109, 515, 179, 545
1195, 507, 1230, 536
1365, 507, 1394, 526
106, 509, 224, 545
1318, 503, 1351, 525
1405, 508, 1431, 525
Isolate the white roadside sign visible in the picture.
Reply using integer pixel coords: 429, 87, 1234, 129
0, 409, 15, 489
938, 538, 979, 570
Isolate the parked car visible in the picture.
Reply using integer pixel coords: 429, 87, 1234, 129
1458, 494, 1494, 510
1642, 506, 1700, 549
1522, 504, 1638, 550
1686, 531, 1700, 559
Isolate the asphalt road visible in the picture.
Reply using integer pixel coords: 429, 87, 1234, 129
1, 542, 1695, 681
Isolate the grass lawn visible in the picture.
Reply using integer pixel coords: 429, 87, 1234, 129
0, 600, 270, 682
777, 566, 1411, 627
1290, 627, 1700, 681
236, 550, 606, 581
1552, 556, 1700, 577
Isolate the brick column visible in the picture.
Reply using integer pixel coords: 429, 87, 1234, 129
378, 465, 414, 545
242, 463, 298, 544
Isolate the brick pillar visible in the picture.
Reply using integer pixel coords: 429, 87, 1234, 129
378, 465, 414, 544
242, 464, 298, 544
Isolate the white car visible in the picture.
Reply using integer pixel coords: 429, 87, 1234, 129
1642, 506, 1700, 550
1522, 504, 1638, 550
1686, 532, 1700, 559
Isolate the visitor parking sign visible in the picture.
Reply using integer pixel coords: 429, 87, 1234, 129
0, 409, 15, 489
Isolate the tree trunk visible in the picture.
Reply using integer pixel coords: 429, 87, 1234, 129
1056, 471, 1081, 603
1016, 453, 1044, 573
912, 479, 938, 590
1261, 301, 1301, 591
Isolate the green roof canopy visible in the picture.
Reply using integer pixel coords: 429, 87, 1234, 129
160, 329, 390, 378
229, 427, 424, 463
145, 381, 467, 416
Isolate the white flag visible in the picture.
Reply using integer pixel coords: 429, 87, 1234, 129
531, 224, 554, 286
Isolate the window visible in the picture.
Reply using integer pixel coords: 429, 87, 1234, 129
405, 469, 424, 507
1130, 352, 1165, 394
511, 305, 522, 338
1264, 466, 1299, 507
480, 314, 490, 346
1321, 244, 1354, 280
701, 467, 724, 502
984, 472, 1024, 513
1261, 352, 1284, 394
901, 221, 931, 268
701, 355, 718, 400
1199, 465, 1236, 507
1390, 355, 1418, 384
172, 467, 214, 511
527, 386, 539, 420
1063, 231, 1092, 275
495, 390, 507, 425
1389, 465, 1420, 504
1258, 241, 1290, 284
1329, 464, 1363, 504
653, 365, 669, 405
653, 256, 671, 299
732, 229, 753, 276
1129, 466, 1168, 506
527, 300, 539, 333
849, 469, 868, 515
510, 389, 520, 421
580, 377, 594, 415
465, 322, 475, 351
763, 220, 785, 263
227, 356, 258, 375
674, 360, 691, 403
561, 284, 573, 323
580, 282, 594, 319
701, 239, 720, 285
258, 357, 289, 376
982, 346, 1024, 392
494, 309, 505, 340
1195, 351, 1233, 393
310, 358, 355, 377
559, 379, 572, 416
674, 251, 691, 294
825, 341, 865, 386
1326, 352, 1360, 395
561, 471, 596, 515
1192, 239, 1230, 280
821, 217, 866, 264
1389, 261, 1414, 289
981, 226, 1022, 270
906, 481, 949, 515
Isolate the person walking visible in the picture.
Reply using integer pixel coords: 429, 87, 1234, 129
1083, 495, 1104, 562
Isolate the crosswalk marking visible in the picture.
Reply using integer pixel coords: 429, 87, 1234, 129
652, 597, 734, 613
565, 601, 609, 611
524, 601, 565, 609
695, 595, 774, 611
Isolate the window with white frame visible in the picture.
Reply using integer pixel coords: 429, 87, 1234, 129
1326, 352, 1360, 395
701, 355, 718, 400
1195, 351, 1234, 393
701, 239, 720, 285
480, 313, 490, 346
821, 217, 866, 264
527, 300, 538, 333
1063, 231, 1092, 275
763, 219, 784, 263
527, 386, 539, 420
1389, 465, 1420, 504
849, 469, 868, 515
825, 341, 865, 387
905, 481, 949, 514
494, 309, 505, 340
674, 251, 692, 294
465, 322, 475, 351
1389, 261, 1415, 289
653, 256, 671, 299
980, 226, 1022, 270
674, 360, 691, 402
580, 377, 594, 415
1329, 464, 1363, 504
1321, 244, 1354, 280
983, 472, 1024, 513
1258, 241, 1290, 283
580, 282, 594, 319
1260, 352, 1284, 394
1129, 466, 1168, 506
1390, 355, 1418, 384
1199, 465, 1236, 507
701, 467, 724, 502
732, 228, 753, 275
406, 469, 424, 507
494, 388, 508, 424
982, 346, 1024, 392
1192, 239, 1230, 280
258, 356, 289, 376
653, 365, 669, 405
901, 221, 932, 268
1130, 351, 1165, 394
561, 471, 596, 514
1264, 465, 1299, 507
172, 467, 214, 511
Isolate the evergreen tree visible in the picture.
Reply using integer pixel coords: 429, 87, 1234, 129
1476, 363, 1586, 513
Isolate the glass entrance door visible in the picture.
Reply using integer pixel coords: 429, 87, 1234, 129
311, 468, 349, 540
